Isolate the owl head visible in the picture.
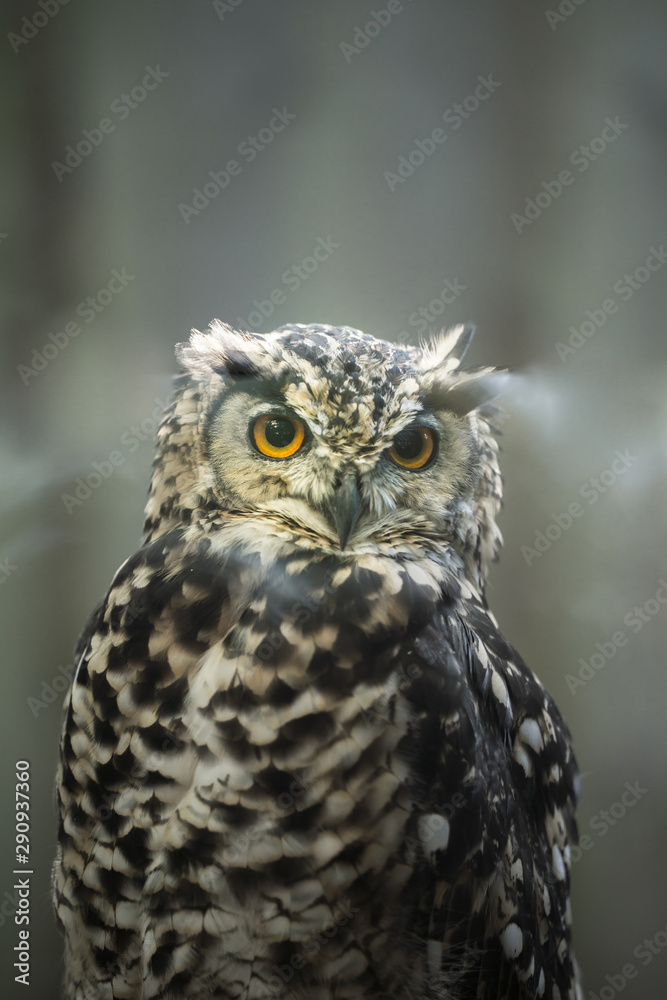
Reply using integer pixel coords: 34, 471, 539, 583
143, 322, 505, 589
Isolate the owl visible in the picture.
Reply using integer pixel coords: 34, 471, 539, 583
53, 321, 581, 1000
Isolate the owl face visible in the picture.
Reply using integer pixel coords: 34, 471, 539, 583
158, 322, 503, 559
206, 363, 476, 549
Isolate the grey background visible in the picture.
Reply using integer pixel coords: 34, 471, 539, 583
1, 0, 666, 997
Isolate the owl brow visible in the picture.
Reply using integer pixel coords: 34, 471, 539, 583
203, 380, 295, 442
211, 351, 259, 377
219, 377, 290, 407
423, 381, 478, 417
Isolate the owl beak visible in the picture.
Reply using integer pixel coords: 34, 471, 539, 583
325, 474, 360, 549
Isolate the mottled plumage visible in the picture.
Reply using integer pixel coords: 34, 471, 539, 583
53, 322, 581, 1000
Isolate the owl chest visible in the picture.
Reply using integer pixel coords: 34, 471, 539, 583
159, 613, 419, 920
181, 645, 416, 864
139, 554, 441, 993
162, 688, 422, 998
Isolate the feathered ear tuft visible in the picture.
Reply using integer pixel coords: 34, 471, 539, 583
443, 370, 512, 416
176, 321, 273, 378
417, 323, 512, 414
418, 323, 476, 375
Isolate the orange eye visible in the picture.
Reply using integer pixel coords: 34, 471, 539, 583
388, 426, 437, 470
252, 414, 306, 459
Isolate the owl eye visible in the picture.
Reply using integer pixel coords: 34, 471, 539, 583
388, 426, 437, 470
252, 414, 306, 458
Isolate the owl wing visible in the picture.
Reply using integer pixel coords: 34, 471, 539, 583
409, 590, 581, 1000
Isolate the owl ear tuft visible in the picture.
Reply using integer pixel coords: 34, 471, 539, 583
418, 324, 512, 414
418, 323, 476, 375
176, 321, 268, 378
441, 370, 512, 416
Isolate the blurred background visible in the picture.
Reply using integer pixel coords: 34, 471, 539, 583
1, 0, 666, 996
